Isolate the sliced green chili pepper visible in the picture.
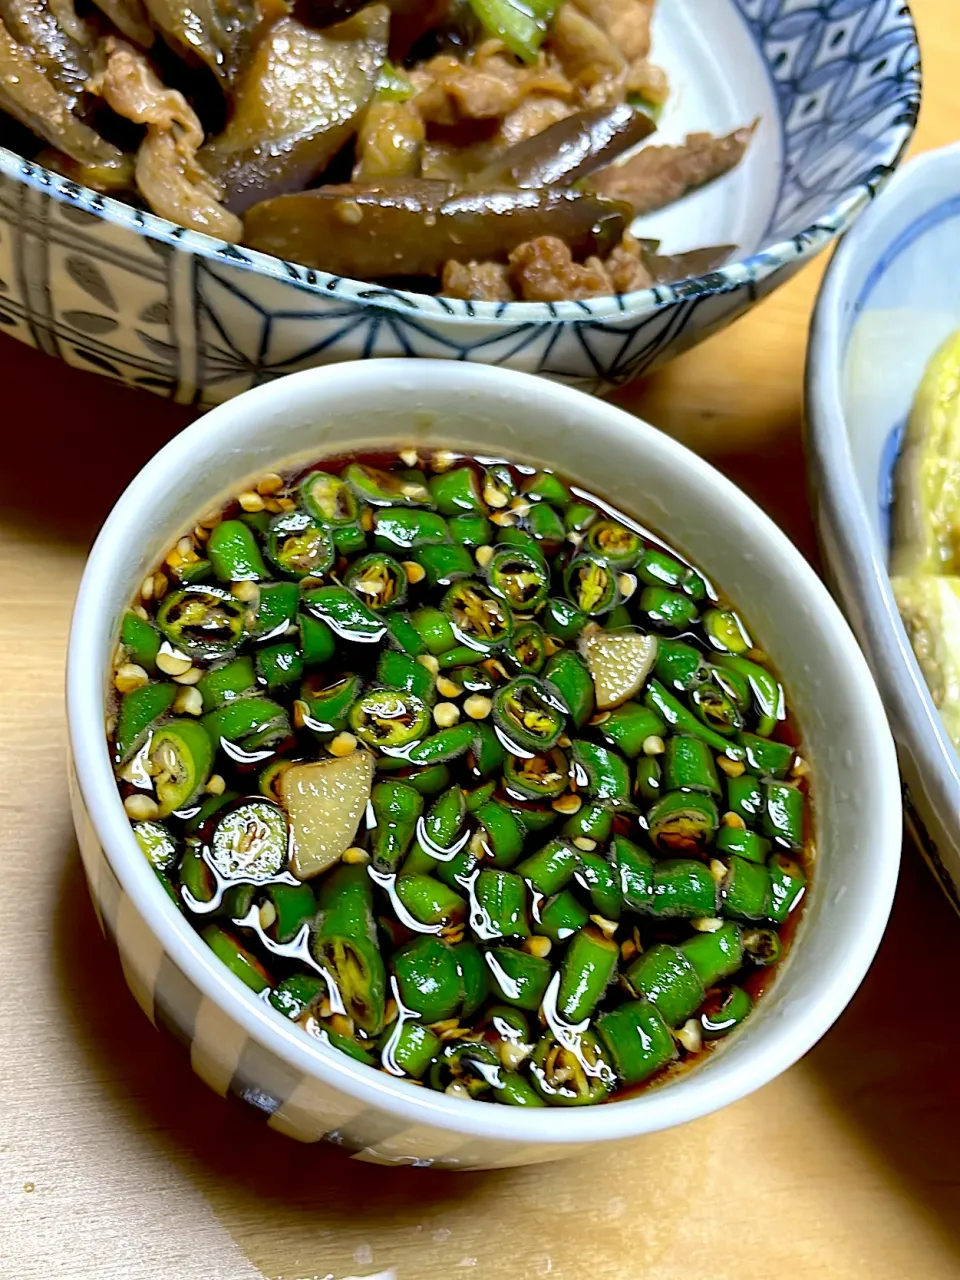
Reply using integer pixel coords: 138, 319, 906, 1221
558, 926, 618, 1022
650, 859, 718, 918
645, 680, 744, 757
221, 882, 256, 920
701, 985, 753, 1038
114, 681, 177, 763
596, 702, 664, 758
655, 638, 706, 692
333, 522, 368, 556
742, 927, 782, 966
443, 579, 512, 652
415, 542, 476, 587
381, 1019, 441, 1079
384, 611, 427, 656
575, 850, 621, 919
597, 1000, 675, 1086
691, 678, 744, 736
180, 844, 215, 903
530, 1030, 614, 1105
715, 825, 771, 864
267, 881, 317, 943
535, 889, 589, 943
345, 462, 431, 507
763, 781, 805, 847
269, 972, 324, 1020
409, 605, 456, 655
256, 641, 303, 690
207, 518, 268, 583
465, 780, 496, 812
703, 607, 751, 654
300, 470, 358, 525
635, 755, 661, 804
639, 586, 699, 630
373, 507, 449, 551
679, 921, 744, 986
768, 853, 807, 923
121, 609, 161, 671
198, 656, 257, 712
133, 820, 178, 871
345, 553, 408, 610
203, 696, 290, 750
239, 510, 270, 536
405, 784, 466, 872
610, 834, 654, 912
544, 650, 594, 728
474, 799, 526, 866
202, 925, 272, 993
148, 720, 214, 816
571, 741, 632, 805
515, 837, 578, 895
663, 735, 721, 795
435, 845, 480, 890
497, 1071, 546, 1107
585, 519, 642, 567
301, 585, 386, 645
266, 510, 334, 580
299, 613, 336, 666
448, 513, 493, 548
393, 935, 463, 1023
407, 720, 477, 766
564, 501, 597, 533
509, 620, 547, 673
157, 585, 246, 659
503, 799, 558, 834
429, 466, 485, 514
437, 644, 485, 670
485, 546, 549, 612
472, 869, 529, 939
485, 946, 552, 1011
249, 581, 299, 640
483, 463, 516, 506
504, 747, 568, 800
210, 799, 287, 881
526, 500, 566, 547
396, 874, 467, 927
543, 596, 587, 642
376, 649, 434, 704
171, 558, 213, 586
740, 733, 794, 779
349, 689, 430, 750
726, 772, 764, 823
562, 801, 613, 843
470, 723, 508, 784
300, 673, 362, 739
564, 554, 620, 616
456, 941, 490, 1017
400, 763, 451, 794
626, 944, 704, 1027
524, 471, 571, 508
310, 863, 386, 1035
370, 779, 423, 872
605, 603, 633, 630
636, 548, 707, 599
493, 675, 565, 751
715, 654, 785, 737
183, 789, 236, 836
428, 1038, 499, 1097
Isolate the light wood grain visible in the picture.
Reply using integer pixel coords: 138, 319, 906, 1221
2, 3, 960, 1276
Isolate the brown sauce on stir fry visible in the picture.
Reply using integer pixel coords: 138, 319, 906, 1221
109, 448, 811, 1107
0, 0, 752, 300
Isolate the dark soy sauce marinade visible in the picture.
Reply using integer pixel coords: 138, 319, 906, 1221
109, 449, 811, 1108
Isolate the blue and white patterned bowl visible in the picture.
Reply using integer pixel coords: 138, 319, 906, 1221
807, 143, 960, 916
0, 0, 919, 406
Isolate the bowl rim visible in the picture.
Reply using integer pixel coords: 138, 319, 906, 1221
806, 142, 960, 881
0, 2, 920, 327
68, 360, 902, 1146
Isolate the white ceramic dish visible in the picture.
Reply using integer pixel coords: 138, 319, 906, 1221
808, 142, 960, 915
68, 360, 901, 1168
0, 1, 919, 404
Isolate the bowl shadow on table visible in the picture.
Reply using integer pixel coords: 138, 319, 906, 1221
52, 826, 960, 1272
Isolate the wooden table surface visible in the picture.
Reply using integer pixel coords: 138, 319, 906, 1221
3, 4, 960, 1276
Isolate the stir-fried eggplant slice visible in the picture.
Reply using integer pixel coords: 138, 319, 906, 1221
469, 101, 655, 189
142, 0, 264, 87
90, 38, 242, 239
590, 124, 755, 214
201, 9, 389, 213
243, 180, 629, 276
0, 0, 92, 103
89, 0, 153, 45
352, 95, 424, 182
0, 18, 127, 173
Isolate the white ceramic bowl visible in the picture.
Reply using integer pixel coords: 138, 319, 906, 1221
68, 361, 900, 1169
808, 142, 960, 914
0, 1, 919, 404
